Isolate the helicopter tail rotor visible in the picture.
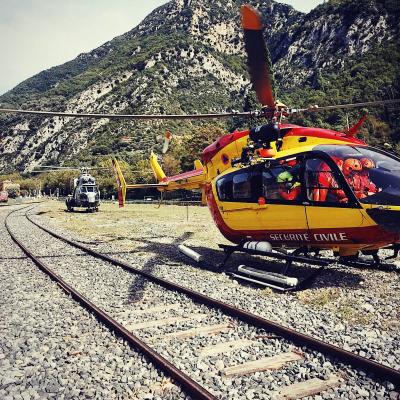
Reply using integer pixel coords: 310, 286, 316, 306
241, 5, 275, 109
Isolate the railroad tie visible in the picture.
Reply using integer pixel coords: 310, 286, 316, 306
222, 352, 303, 377
199, 339, 256, 358
149, 323, 233, 342
127, 313, 208, 330
271, 374, 342, 400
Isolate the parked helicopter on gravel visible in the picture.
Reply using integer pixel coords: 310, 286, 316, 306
33, 166, 102, 212
66, 168, 101, 212
1, 5, 399, 290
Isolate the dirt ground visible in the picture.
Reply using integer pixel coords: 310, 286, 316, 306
40, 200, 229, 250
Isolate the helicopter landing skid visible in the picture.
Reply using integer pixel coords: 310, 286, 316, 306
339, 250, 398, 272
217, 243, 329, 291
384, 244, 400, 261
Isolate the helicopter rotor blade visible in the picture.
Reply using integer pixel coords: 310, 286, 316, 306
36, 165, 79, 170
0, 108, 253, 120
291, 99, 400, 114
34, 166, 110, 171
31, 169, 71, 174
241, 4, 275, 108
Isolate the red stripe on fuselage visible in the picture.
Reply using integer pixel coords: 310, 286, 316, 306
167, 168, 204, 182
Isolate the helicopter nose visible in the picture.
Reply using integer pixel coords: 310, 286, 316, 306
366, 208, 400, 234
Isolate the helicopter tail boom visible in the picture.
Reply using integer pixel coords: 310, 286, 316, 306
112, 155, 205, 207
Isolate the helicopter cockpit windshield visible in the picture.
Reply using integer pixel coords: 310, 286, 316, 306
81, 186, 98, 193
316, 145, 400, 206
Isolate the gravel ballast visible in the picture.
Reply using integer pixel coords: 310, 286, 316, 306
0, 206, 186, 400
4, 204, 397, 398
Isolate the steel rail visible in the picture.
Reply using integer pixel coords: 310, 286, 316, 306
25, 211, 400, 387
5, 208, 216, 400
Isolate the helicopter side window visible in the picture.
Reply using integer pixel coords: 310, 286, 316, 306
216, 169, 261, 202
233, 172, 252, 200
216, 175, 233, 201
262, 168, 284, 200
233, 171, 262, 201
305, 158, 347, 204
262, 161, 302, 202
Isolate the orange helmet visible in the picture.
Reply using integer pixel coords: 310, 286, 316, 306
360, 157, 375, 169
343, 158, 362, 176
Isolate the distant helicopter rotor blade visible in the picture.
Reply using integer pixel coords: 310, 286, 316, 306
32, 169, 69, 173
0, 108, 253, 120
292, 99, 400, 114
37, 165, 79, 170
241, 4, 275, 108
34, 165, 110, 172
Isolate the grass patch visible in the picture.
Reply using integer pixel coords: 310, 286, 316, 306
261, 287, 273, 297
297, 287, 341, 308
336, 305, 372, 325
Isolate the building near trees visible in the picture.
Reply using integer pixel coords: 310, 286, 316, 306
0, 180, 20, 198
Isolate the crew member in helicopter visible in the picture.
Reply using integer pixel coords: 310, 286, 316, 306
277, 160, 301, 201
359, 157, 378, 196
341, 158, 364, 199
313, 160, 334, 202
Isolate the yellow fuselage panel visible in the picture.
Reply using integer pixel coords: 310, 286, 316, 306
306, 206, 375, 229
219, 202, 308, 231
279, 135, 351, 152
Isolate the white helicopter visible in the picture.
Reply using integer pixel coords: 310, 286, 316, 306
34, 166, 102, 212
66, 167, 100, 212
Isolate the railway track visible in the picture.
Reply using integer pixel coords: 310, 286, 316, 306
4, 205, 400, 398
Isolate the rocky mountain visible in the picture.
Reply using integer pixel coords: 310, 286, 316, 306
0, 0, 399, 173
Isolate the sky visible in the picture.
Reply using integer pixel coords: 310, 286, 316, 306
0, 0, 324, 96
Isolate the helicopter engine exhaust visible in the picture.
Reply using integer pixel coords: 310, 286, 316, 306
178, 244, 203, 263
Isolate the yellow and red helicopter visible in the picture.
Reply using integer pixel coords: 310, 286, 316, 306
1, 5, 400, 289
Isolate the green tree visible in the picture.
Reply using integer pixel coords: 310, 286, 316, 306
174, 125, 226, 171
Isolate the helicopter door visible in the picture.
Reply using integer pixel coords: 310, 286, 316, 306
216, 159, 308, 239
303, 156, 365, 243
256, 161, 309, 238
